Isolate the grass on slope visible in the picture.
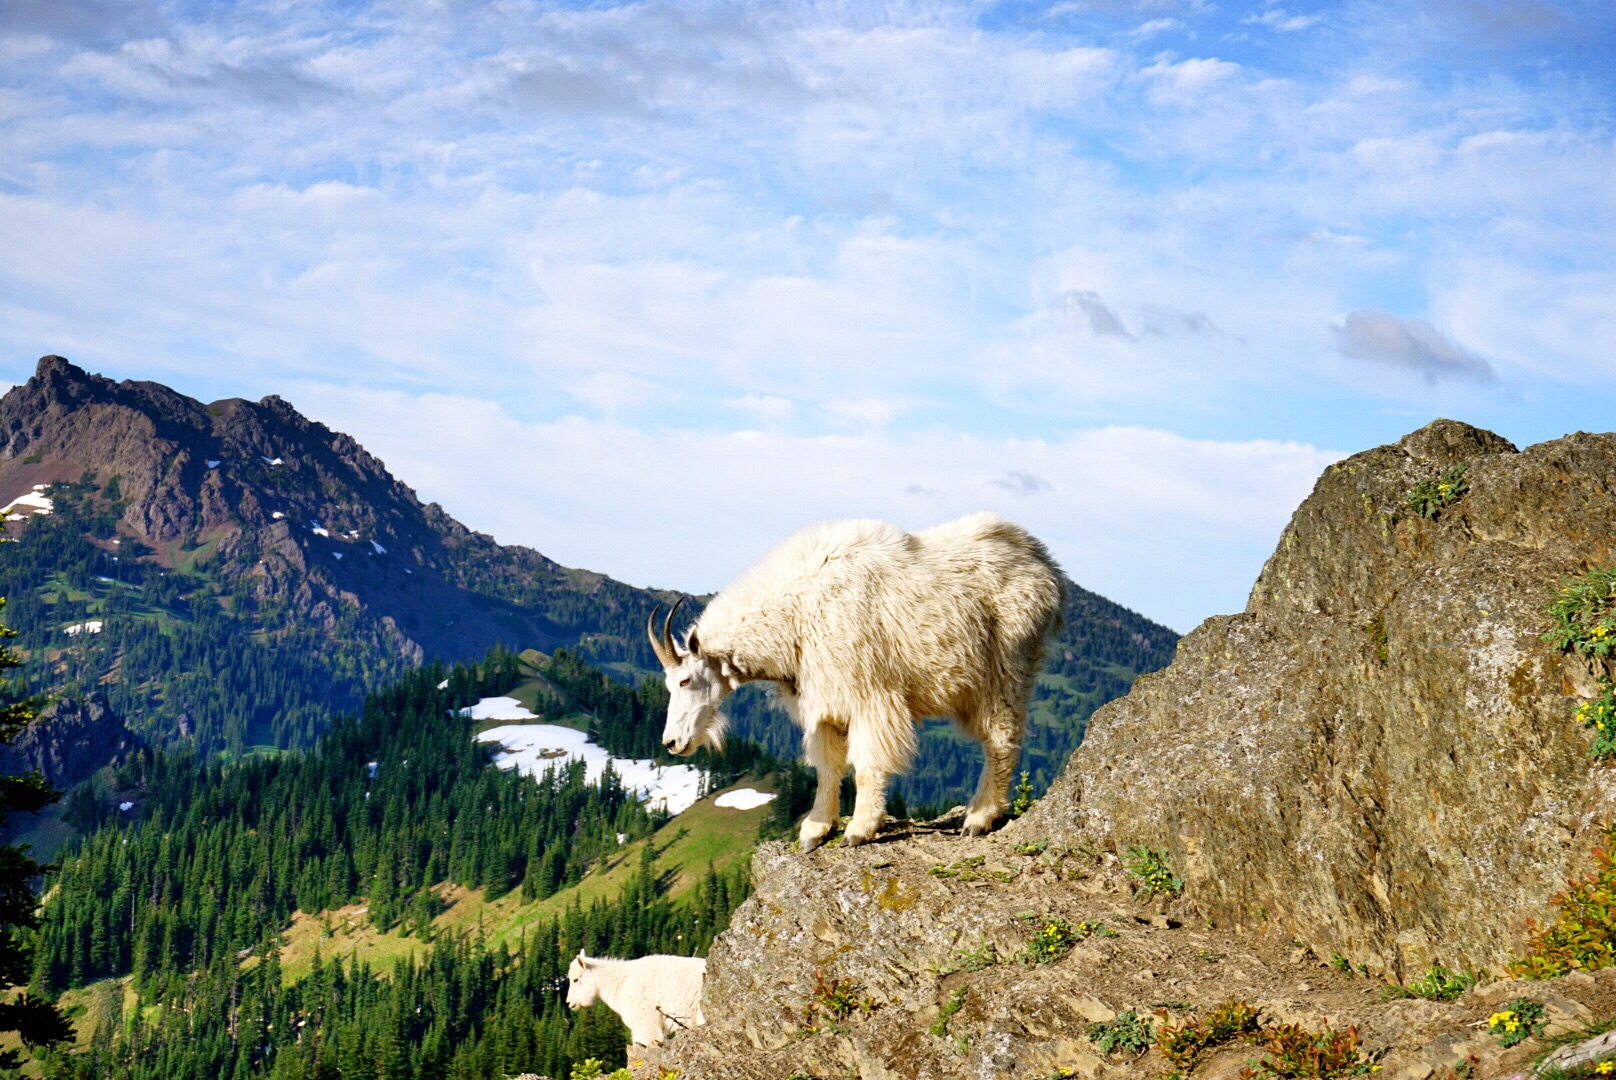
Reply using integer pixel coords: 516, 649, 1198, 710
275, 778, 774, 983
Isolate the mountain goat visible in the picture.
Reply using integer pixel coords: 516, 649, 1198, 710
566, 952, 706, 1046
649, 512, 1064, 852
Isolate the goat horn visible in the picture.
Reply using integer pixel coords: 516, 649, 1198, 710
647, 604, 676, 669
663, 596, 687, 659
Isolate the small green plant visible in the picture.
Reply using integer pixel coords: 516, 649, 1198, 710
1018, 917, 1081, 964
1487, 999, 1545, 1047
810, 969, 867, 1020
1407, 463, 1469, 520
1364, 614, 1389, 666
1014, 838, 1049, 856
1158, 998, 1262, 1074
569, 1061, 631, 1080
1381, 963, 1475, 1002
1123, 845, 1185, 899
953, 939, 1000, 972
929, 855, 986, 880
930, 986, 967, 1038
1430, 1056, 1478, 1080
1545, 567, 1616, 658
1576, 687, 1616, 761
1511, 824, 1616, 978
21, 453, 41, 465
1330, 953, 1354, 975
1011, 771, 1035, 817
1087, 1010, 1153, 1055
1013, 915, 1108, 964
1239, 1023, 1380, 1079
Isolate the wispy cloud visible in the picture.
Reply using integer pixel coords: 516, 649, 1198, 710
1244, 7, 1325, 31
0, 0, 1610, 626
1333, 310, 1496, 384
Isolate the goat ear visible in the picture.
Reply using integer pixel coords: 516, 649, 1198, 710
687, 629, 700, 655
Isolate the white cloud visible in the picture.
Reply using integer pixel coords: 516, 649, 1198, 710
726, 394, 795, 425
1244, 8, 1325, 32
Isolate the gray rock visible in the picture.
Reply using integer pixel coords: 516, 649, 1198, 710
1023, 421, 1616, 977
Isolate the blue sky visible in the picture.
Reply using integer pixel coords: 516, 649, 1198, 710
1, 0, 1612, 632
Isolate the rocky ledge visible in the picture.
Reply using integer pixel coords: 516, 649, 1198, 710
646, 821, 1614, 1080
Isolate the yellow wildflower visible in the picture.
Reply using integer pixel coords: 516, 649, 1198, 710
1597, 1061, 1614, 1076
1595, 625, 1611, 640
1489, 1011, 1517, 1028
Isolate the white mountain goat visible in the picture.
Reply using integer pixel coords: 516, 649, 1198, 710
565, 952, 706, 1046
649, 512, 1065, 851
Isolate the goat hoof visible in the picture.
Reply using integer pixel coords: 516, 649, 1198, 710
962, 810, 1001, 837
799, 820, 834, 852
843, 822, 878, 847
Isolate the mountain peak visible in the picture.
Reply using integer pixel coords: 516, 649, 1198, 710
35, 354, 78, 378
0, 356, 674, 671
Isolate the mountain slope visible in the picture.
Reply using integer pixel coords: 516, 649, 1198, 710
0, 355, 676, 667
0, 356, 682, 752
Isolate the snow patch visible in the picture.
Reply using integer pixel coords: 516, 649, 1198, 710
714, 788, 777, 810
263, 457, 284, 466
459, 696, 539, 721
333, 552, 343, 560
437, 679, 449, 690
473, 713, 704, 815
371, 540, 387, 555
118, 801, 134, 812
64, 620, 104, 635
311, 525, 330, 538
366, 762, 378, 778
2, 486, 54, 516
271, 511, 285, 520
206, 460, 220, 469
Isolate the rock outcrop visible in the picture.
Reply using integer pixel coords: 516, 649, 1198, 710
1024, 420, 1616, 976
0, 692, 142, 789
652, 420, 1616, 1079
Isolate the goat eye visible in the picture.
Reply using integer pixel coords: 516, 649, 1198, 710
680, 677, 691, 687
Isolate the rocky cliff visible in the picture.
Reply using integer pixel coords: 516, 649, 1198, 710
649, 420, 1616, 1080
1024, 419, 1616, 977
0, 692, 141, 789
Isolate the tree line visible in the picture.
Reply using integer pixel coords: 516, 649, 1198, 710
30, 651, 753, 1078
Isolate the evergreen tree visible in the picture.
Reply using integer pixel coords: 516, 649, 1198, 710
0, 595, 71, 1062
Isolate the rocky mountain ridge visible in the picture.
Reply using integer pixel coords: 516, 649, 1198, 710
0, 355, 676, 667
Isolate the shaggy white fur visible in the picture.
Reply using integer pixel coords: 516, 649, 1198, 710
565, 952, 706, 1047
652, 512, 1064, 851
